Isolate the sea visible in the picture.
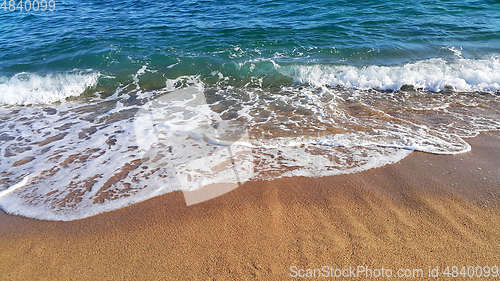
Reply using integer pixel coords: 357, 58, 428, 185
1, 0, 499, 220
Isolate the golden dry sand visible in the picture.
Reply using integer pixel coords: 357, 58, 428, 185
1, 132, 500, 280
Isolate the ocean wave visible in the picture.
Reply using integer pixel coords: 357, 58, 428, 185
0, 63, 499, 221
280, 57, 500, 92
0, 71, 100, 105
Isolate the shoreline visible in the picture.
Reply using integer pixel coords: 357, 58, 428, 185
1, 132, 500, 280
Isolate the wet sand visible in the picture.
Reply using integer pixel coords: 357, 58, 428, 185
1, 132, 500, 280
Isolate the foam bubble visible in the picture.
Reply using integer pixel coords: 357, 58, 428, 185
0, 71, 100, 105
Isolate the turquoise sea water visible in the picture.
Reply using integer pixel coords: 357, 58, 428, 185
1, 0, 500, 84
1, 0, 500, 220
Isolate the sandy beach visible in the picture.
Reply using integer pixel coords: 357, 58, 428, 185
1, 132, 500, 280
3, 0, 500, 280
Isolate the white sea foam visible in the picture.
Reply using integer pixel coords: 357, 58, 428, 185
283, 57, 500, 92
0, 73, 256, 220
0, 71, 100, 105
0, 176, 30, 198
0, 61, 499, 221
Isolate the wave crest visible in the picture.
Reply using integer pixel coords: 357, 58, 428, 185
0, 71, 100, 105
282, 57, 500, 92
